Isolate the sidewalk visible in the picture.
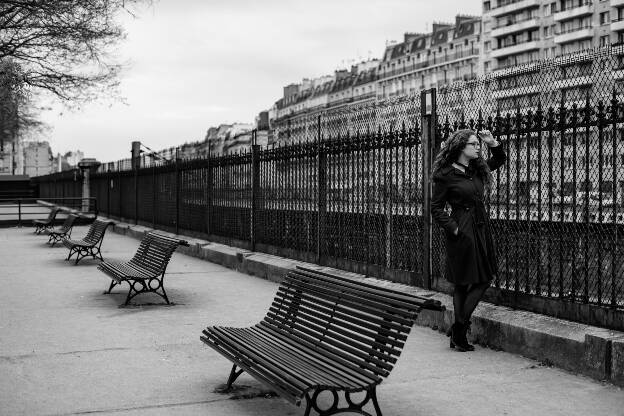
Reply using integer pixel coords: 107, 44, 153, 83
0, 226, 622, 416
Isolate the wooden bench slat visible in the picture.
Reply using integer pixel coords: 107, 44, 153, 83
269, 296, 409, 344
258, 322, 385, 381
262, 315, 393, 376
204, 325, 375, 390
265, 310, 402, 366
256, 324, 380, 385
263, 311, 399, 369
273, 289, 412, 337
209, 326, 311, 393
284, 274, 420, 322
243, 326, 372, 388
200, 331, 302, 405
284, 274, 419, 322
276, 282, 416, 328
294, 267, 444, 311
225, 327, 353, 389
266, 306, 405, 356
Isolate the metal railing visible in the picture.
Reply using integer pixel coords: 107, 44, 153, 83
0, 197, 97, 226
33, 45, 624, 330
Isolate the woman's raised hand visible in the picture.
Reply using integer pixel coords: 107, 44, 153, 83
478, 129, 498, 147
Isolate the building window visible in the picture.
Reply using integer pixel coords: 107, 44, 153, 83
544, 4, 551, 16
484, 1, 490, 11
484, 41, 491, 51
600, 12, 610, 25
600, 35, 610, 47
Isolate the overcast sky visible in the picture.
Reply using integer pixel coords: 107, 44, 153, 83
37, 0, 481, 162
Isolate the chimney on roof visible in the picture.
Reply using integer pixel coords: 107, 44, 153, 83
455, 15, 476, 26
335, 69, 349, 81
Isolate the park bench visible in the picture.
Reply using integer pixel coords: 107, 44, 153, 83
45, 213, 77, 246
98, 231, 189, 306
62, 219, 114, 265
200, 266, 444, 416
33, 207, 61, 234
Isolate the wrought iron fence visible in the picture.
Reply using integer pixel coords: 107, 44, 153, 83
33, 45, 624, 330
433, 45, 624, 318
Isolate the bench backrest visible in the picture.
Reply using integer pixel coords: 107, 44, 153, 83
82, 219, 113, 245
47, 207, 61, 221
261, 267, 441, 381
128, 232, 188, 274
60, 214, 77, 231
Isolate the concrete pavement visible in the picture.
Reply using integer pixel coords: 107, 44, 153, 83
0, 226, 623, 416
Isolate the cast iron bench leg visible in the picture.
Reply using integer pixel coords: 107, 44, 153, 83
107, 280, 118, 294
303, 386, 382, 416
226, 364, 244, 390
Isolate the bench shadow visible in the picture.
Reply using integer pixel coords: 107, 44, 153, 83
90, 286, 195, 310
46, 257, 103, 267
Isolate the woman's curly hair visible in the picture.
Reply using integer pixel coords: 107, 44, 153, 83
432, 129, 493, 189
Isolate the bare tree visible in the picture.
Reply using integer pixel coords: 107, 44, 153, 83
0, 60, 44, 159
0, 0, 151, 102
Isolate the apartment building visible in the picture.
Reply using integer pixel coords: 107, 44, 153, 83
23, 141, 53, 177
377, 15, 482, 99
481, 0, 616, 73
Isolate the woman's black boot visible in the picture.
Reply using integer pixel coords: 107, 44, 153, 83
464, 321, 475, 351
449, 322, 473, 352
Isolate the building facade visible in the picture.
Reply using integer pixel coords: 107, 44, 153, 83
268, 15, 481, 144
23, 141, 53, 177
481, 0, 623, 73
377, 15, 482, 99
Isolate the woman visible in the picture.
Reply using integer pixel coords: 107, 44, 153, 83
431, 129, 506, 352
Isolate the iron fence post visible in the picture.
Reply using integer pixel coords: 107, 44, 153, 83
421, 88, 436, 290
107, 170, 111, 216
206, 150, 212, 236
317, 115, 326, 265
118, 169, 122, 220
17, 199, 21, 227
152, 161, 156, 229
251, 131, 260, 251
134, 162, 138, 225
175, 147, 180, 235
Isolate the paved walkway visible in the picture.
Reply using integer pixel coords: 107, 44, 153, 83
0, 226, 622, 416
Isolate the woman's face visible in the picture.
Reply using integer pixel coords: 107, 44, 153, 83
461, 134, 480, 160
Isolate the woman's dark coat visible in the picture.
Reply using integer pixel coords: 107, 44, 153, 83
431, 145, 506, 285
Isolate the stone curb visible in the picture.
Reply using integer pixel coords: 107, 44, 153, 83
107, 219, 624, 387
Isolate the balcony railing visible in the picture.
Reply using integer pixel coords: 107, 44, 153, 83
379, 49, 479, 79
491, 17, 540, 38
488, 0, 540, 17
612, 17, 624, 32
491, 40, 540, 58
554, 26, 594, 44
492, 14, 539, 30
553, 3, 593, 21
555, 25, 593, 35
